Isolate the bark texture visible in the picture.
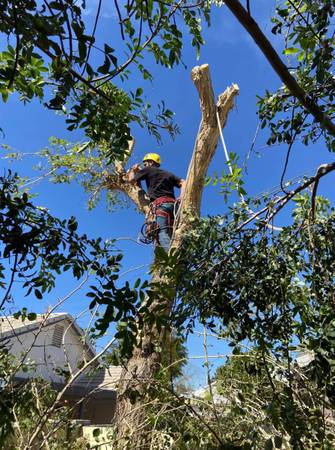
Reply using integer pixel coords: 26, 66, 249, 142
173, 65, 239, 246
110, 64, 239, 447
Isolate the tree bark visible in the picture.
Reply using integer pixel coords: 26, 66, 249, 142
172, 65, 239, 246
110, 64, 239, 447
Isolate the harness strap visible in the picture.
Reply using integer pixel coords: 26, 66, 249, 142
140, 197, 176, 245
151, 196, 176, 208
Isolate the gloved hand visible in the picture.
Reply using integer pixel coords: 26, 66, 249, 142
131, 164, 141, 172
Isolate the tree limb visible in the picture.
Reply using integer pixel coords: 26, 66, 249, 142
224, 0, 335, 137
103, 138, 151, 215
267, 162, 335, 223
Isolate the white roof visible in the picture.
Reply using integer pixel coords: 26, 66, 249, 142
74, 366, 123, 390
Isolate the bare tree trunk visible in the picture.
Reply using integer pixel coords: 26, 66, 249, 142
113, 65, 239, 447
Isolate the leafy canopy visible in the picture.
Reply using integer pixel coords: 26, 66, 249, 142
258, 0, 335, 150
0, 0, 211, 161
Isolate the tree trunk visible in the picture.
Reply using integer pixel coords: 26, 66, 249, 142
113, 64, 239, 447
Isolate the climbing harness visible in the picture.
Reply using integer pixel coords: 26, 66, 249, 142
139, 197, 178, 245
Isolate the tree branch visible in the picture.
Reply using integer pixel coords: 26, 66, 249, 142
267, 162, 335, 223
25, 336, 116, 449
103, 138, 151, 215
224, 0, 335, 137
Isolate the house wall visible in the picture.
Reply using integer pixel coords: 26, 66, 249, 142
82, 395, 117, 424
66, 393, 117, 425
6, 320, 90, 383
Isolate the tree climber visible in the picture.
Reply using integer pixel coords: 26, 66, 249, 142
128, 153, 186, 252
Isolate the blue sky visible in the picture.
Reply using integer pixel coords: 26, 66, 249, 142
1, 1, 335, 387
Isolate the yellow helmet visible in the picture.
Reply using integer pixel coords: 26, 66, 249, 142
143, 153, 161, 165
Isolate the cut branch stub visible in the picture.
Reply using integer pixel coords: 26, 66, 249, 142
114, 137, 135, 172
172, 64, 239, 246
104, 136, 151, 215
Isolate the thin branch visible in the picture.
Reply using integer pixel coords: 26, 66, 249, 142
267, 162, 335, 223
96, 1, 145, 87
280, 136, 295, 194
81, 0, 103, 75
244, 120, 261, 169
286, 0, 321, 42
144, 0, 155, 36
246, 0, 250, 15
203, 326, 220, 422
8, 0, 20, 88
114, 0, 125, 40
310, 177, 319, 222
43, 0, 68, 60
162, 384, 226, 447
59, 0, 73, 61
19, 168, 57, 189
93, 0, 184, 84
118, 264, 149, 278
69, 68, 112, 101
61, 308, 89, 375
154, 0, 206, 8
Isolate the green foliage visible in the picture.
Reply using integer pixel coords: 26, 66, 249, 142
0, 171, 122, 305
90, 278, 151, 359
65, 83, 132, 161
0, 45, 47, 103
31, 137, 120, 210
0, 0, 211, 161
206, 152, 246, 202
258, 0, 335, 150
212, 349, 335, 449
0, 172, 155, 359
163, 193, 335, 448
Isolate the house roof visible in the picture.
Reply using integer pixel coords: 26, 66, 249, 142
14, 366, 122, 398
0, 313, 64, 335
0, 313, 96, 358
74, 365, 123, 389
69, 366, 123, 398
44, 366, 123, 399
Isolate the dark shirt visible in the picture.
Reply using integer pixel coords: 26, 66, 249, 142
133, 166, 182, 201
